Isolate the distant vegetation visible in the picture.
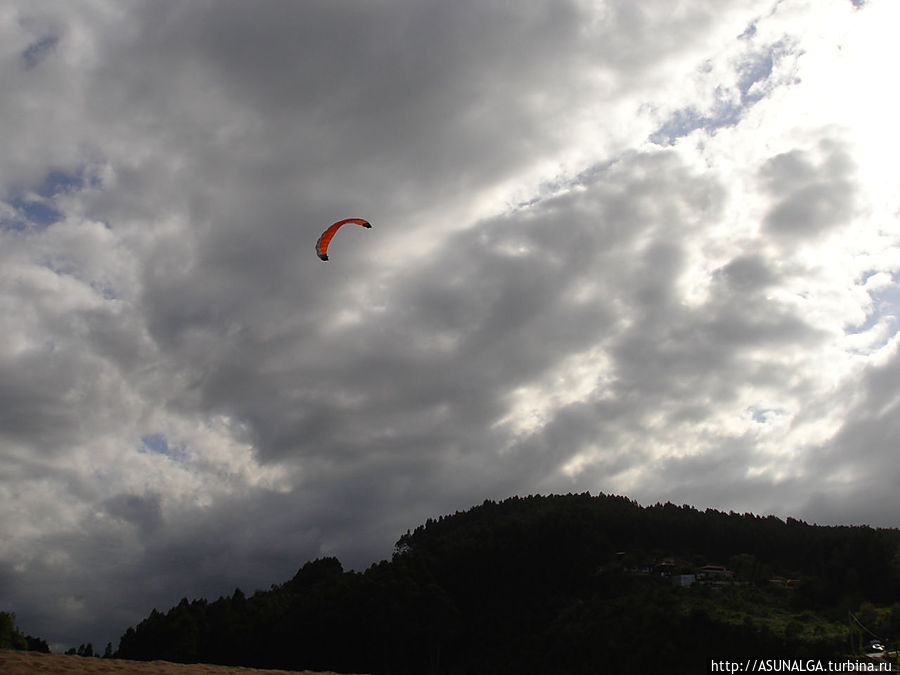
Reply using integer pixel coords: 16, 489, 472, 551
114, 494, 900, 672
105, 494, 900, 672
0, 611, 49, 653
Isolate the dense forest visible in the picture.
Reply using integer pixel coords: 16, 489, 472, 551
113, 493, 900, 673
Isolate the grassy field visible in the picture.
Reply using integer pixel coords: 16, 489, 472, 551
0, 650, 363, 675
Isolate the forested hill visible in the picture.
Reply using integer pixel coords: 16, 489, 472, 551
116, 493, 900, 674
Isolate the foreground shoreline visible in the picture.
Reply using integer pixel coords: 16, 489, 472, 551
0, 650, 361, 675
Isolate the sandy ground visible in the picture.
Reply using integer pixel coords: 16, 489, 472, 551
0, 650, 363, 675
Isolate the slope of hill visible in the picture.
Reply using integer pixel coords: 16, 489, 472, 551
115, 493, 900, 674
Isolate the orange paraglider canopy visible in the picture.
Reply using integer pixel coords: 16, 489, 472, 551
316, 218, 372, 261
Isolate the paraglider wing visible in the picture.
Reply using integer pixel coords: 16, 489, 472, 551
316, 218, 372, 261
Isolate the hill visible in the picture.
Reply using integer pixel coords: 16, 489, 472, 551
114, 493, 900, 674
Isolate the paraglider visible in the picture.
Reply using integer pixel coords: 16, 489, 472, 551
316, 218, 372, 261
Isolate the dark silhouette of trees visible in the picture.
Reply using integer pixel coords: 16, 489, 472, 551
114, 493, 900, 674
0, 611, 28, 650
25, 634, 50, 653
0, 611, 49, 653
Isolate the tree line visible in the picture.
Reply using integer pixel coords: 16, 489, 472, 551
112, 493, 900, 674
0, 611, 49, 653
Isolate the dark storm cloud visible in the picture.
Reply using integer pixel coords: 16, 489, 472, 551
103, 493, 164, 535
91, 0, 632, 395
760, 141, 857, 240
88, 0, 600, 215
714, 253, 778, 292
795, 340, 900, 526
0, 349, 108, 453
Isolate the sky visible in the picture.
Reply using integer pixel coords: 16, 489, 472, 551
1, 0, 898, 653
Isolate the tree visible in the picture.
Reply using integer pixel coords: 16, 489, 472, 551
25, 635, 50, 653
0, 611, 28, 650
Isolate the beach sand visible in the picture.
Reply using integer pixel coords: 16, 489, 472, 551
0, 650, 361, 675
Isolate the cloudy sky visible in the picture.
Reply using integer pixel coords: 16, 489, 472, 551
2, 0, 898, 652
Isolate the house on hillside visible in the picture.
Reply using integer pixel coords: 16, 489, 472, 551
697, 565, 734, 584
654, 560, 675, 576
